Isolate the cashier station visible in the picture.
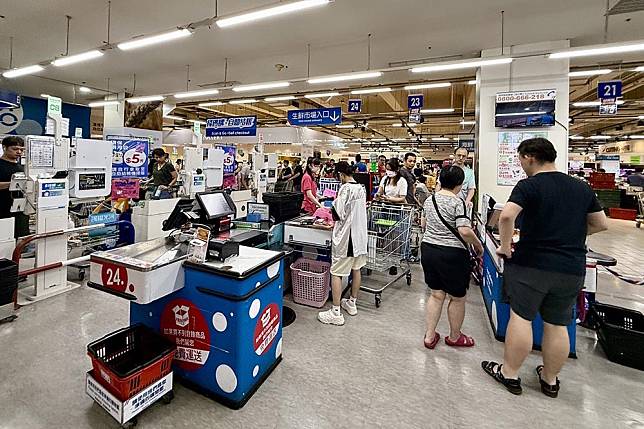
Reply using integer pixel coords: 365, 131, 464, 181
477, 195, 617, 358
89, 189, 286, 409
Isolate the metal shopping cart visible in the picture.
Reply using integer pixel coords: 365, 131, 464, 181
361, 202, 414, 307
636, 191, 644, 228
319, 178, 341, 196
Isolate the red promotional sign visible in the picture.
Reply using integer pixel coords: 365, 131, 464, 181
160, 299, 211, 371
100, 262, 129, 294
253, 303, 280, 356
111, 178, 140, 200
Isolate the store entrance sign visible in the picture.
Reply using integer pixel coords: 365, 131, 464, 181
206, 116, 257, 137
598, 81, 622, 100
348, 99, 362, 113
288, 107, 341, 126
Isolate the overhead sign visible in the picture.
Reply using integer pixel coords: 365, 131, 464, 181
0, 90, 20, 109
108, 135, 149, 178
47, 96, 62, 117
598, 81, 622, 100
599, 104, 618, 115
496, 89, 557, 103
408, 94, 423, 124
206, 116, 257, 137
193, 121, 201, 135
288, 107, 342, 126
348, 99, 362, 113
596, 154, 620, 161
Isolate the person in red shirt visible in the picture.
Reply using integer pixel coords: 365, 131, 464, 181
301, 157, 323, 214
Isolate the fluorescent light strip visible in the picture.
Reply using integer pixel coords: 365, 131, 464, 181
432, 137, 451, 141
496, 111, 547, 117
573, 100, 625, 107
420, 108, 455, 114
233, 81, 290, 92
635, 66, 644, 72
335, 124, 355, 129
88, 100, 121, 107
629, 135, 644, 139
229, 99, 258, 104
550, 41, 644, 59
590, 135, 612, 140
305, 92, 340, 98
40, 94, 50, 98
265, 95, 296, 102
199, 101, 226, 106
468, 80, 477, 85
52, 50, 103, 67
2, 64, 44, 78
216, 0, 331, 28
568, 69, 612, 77
127, 95, 165, 103
78, 86, 91, 93
307, 71, 382, 84
404, 82, 451, 90
460, 120, 476, 125
164, 115, 185, 120
569, 136, 585, 140
174, 89, 220, 99
117, 29, 191, 50
411, 57, 512, 73
392, 123, 417, 127
350, 87, 391, 94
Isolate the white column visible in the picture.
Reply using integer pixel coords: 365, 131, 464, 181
103, 91, 126, 129
476, 41, 570, 207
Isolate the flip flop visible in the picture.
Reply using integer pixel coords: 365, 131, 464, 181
445, 333, 475, 347
481, 361, 522, 395
423, 332, 441, 350
536, 365, 560, 398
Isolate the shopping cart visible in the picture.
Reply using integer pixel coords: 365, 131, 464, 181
319, 178, 341, 196
636, 191, 644, 228
361, 202, 414, 307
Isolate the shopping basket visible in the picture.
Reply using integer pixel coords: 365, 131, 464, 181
590, 302, 644, 371
290, 258, 330, 308
87, 324, 176, 400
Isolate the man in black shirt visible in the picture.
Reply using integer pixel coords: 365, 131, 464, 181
482, 138, 608, 398
0, 136, 29, 238
290, 160, 304, 192
279, 159, 293, 181
401, 152, 419, 206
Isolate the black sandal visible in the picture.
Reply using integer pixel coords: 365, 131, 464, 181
536, 365, 560, 398
481, 361, 522, 395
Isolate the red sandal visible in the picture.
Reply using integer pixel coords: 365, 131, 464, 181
423, 332, 441, 349
445, 333, 475, 347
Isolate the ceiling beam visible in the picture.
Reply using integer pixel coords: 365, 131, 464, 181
378, 92, 403, 112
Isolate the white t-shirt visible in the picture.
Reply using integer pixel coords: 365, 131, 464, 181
379, 175, 408, 198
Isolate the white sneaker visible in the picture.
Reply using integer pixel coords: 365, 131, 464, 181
318, 308, 345, 326
341, 298, 358, 316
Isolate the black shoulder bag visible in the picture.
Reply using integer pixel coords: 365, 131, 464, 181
431, 194, 477, 269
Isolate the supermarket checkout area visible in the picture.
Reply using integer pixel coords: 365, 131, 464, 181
476, 194, 617, 358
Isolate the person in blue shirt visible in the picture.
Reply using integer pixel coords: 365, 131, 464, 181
355, 154, 367, 173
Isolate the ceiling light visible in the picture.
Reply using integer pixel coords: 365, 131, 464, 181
411, 57, 513, 73
229, 99, 258, 104
391, 123, 417, 127
264, 95, 296, 102
590, 135, 612, 140
174, 89, 220, 99
550, 41, 644, 59
88, 100, 121, 107
460, 120, 476, 125
307, 71, 382, 84
468, 80, 477, 85
2, 64, 44, 78
216, 0, 331, 28
78, 86, 92, 93
233, 81, 290, 92
568, 69, 612, 77
420, 108, 455, 114
496, 111, 547, 117
126, 95, 165, 103
305, 92, 340, 98
573, 100, 625, 107
40, 94, 50, 98
404, 82, 451, 90
51, 50, 103, 67
164, 115, 185, 120
569, 136, 584, 140
199, 101, 226, 106
629, 135, 644, 139
117, 28, 191, 51
350, 87, 391, 94
432, 137, 451, 141
335, 124, 355, 129
635, 66, 644, 72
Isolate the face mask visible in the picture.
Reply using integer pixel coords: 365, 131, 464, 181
386, 170, 396, 178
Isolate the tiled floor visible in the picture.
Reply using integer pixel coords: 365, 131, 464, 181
1, 218, 642, 428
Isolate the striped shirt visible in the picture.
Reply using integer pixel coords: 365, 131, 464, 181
422, 193, 471, 249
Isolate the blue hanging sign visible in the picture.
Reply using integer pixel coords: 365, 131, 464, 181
348, 99, 362, 113
107, 136, 149, 179
288, 107, 342, 126
206, 116, 257, 137
408, 94, 424, 123
598, 81, 622, 100
0, 90, 20, 109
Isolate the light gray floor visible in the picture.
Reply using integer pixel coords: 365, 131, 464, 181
1, 219, 643, 429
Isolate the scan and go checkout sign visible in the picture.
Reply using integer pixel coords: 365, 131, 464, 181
206, 116, 257, 137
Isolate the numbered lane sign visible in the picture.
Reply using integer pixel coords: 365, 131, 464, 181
348, 99, 362, 113
408, 94, 424, 110
598, 81, 622, 100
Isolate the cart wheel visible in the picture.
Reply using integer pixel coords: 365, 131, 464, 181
122, 417, 137, 428
78, 270, 85, 281
375, 294, 381, 308
162, 390, 175, 404
406, 273, 412, 286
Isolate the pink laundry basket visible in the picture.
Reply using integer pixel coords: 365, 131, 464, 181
290, 258, 331, 308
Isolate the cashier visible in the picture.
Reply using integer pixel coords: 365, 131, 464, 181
150, 148, 178, 199
301, 157, 323, 214
0, 136, 29, 238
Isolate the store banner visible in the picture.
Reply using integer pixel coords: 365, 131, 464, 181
0, 95, 90, 137
206, 116, 257, 137
108, 135, 149, 178
111, 177, 141, 200
0, 90, 20, 108
288, 107, 341, 126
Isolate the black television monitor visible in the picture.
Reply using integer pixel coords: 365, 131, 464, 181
196, 190, 236, 220
495, 98, 556, 128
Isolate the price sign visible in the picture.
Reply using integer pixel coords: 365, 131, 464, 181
348, 99, 362, 113
598, 81, 622, 100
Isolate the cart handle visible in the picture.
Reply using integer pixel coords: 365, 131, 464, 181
86, 281, 137, 301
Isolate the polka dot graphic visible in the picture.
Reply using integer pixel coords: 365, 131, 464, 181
253, 365, 259, 378
267, 261, 280, 278
275, 338, 283, 359
215, 365, 237, 393
249, 299, 261, 319
212, 312, 227, 332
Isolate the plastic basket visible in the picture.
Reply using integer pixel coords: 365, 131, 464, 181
590, 303, 644, 371
0, 259, 18, 306
608, 208, 637, 221
263, 192, 304, 223
290, 258, 330, 308
87, 324, 176, 400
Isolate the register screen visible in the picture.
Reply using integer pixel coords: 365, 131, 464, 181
199, 192, 234, 219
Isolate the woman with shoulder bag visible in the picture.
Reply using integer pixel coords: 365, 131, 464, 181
421, 166, 483, 350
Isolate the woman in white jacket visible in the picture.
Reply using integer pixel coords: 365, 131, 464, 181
318, 161, 368, 326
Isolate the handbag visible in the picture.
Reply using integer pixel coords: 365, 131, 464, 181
431, 194, 477, 269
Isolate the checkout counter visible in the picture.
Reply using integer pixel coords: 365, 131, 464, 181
88, 189, 286, 409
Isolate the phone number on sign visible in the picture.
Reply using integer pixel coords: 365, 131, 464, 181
496, 91, 555, 103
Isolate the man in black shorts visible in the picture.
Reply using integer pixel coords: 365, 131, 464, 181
482, 138, 608, 397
